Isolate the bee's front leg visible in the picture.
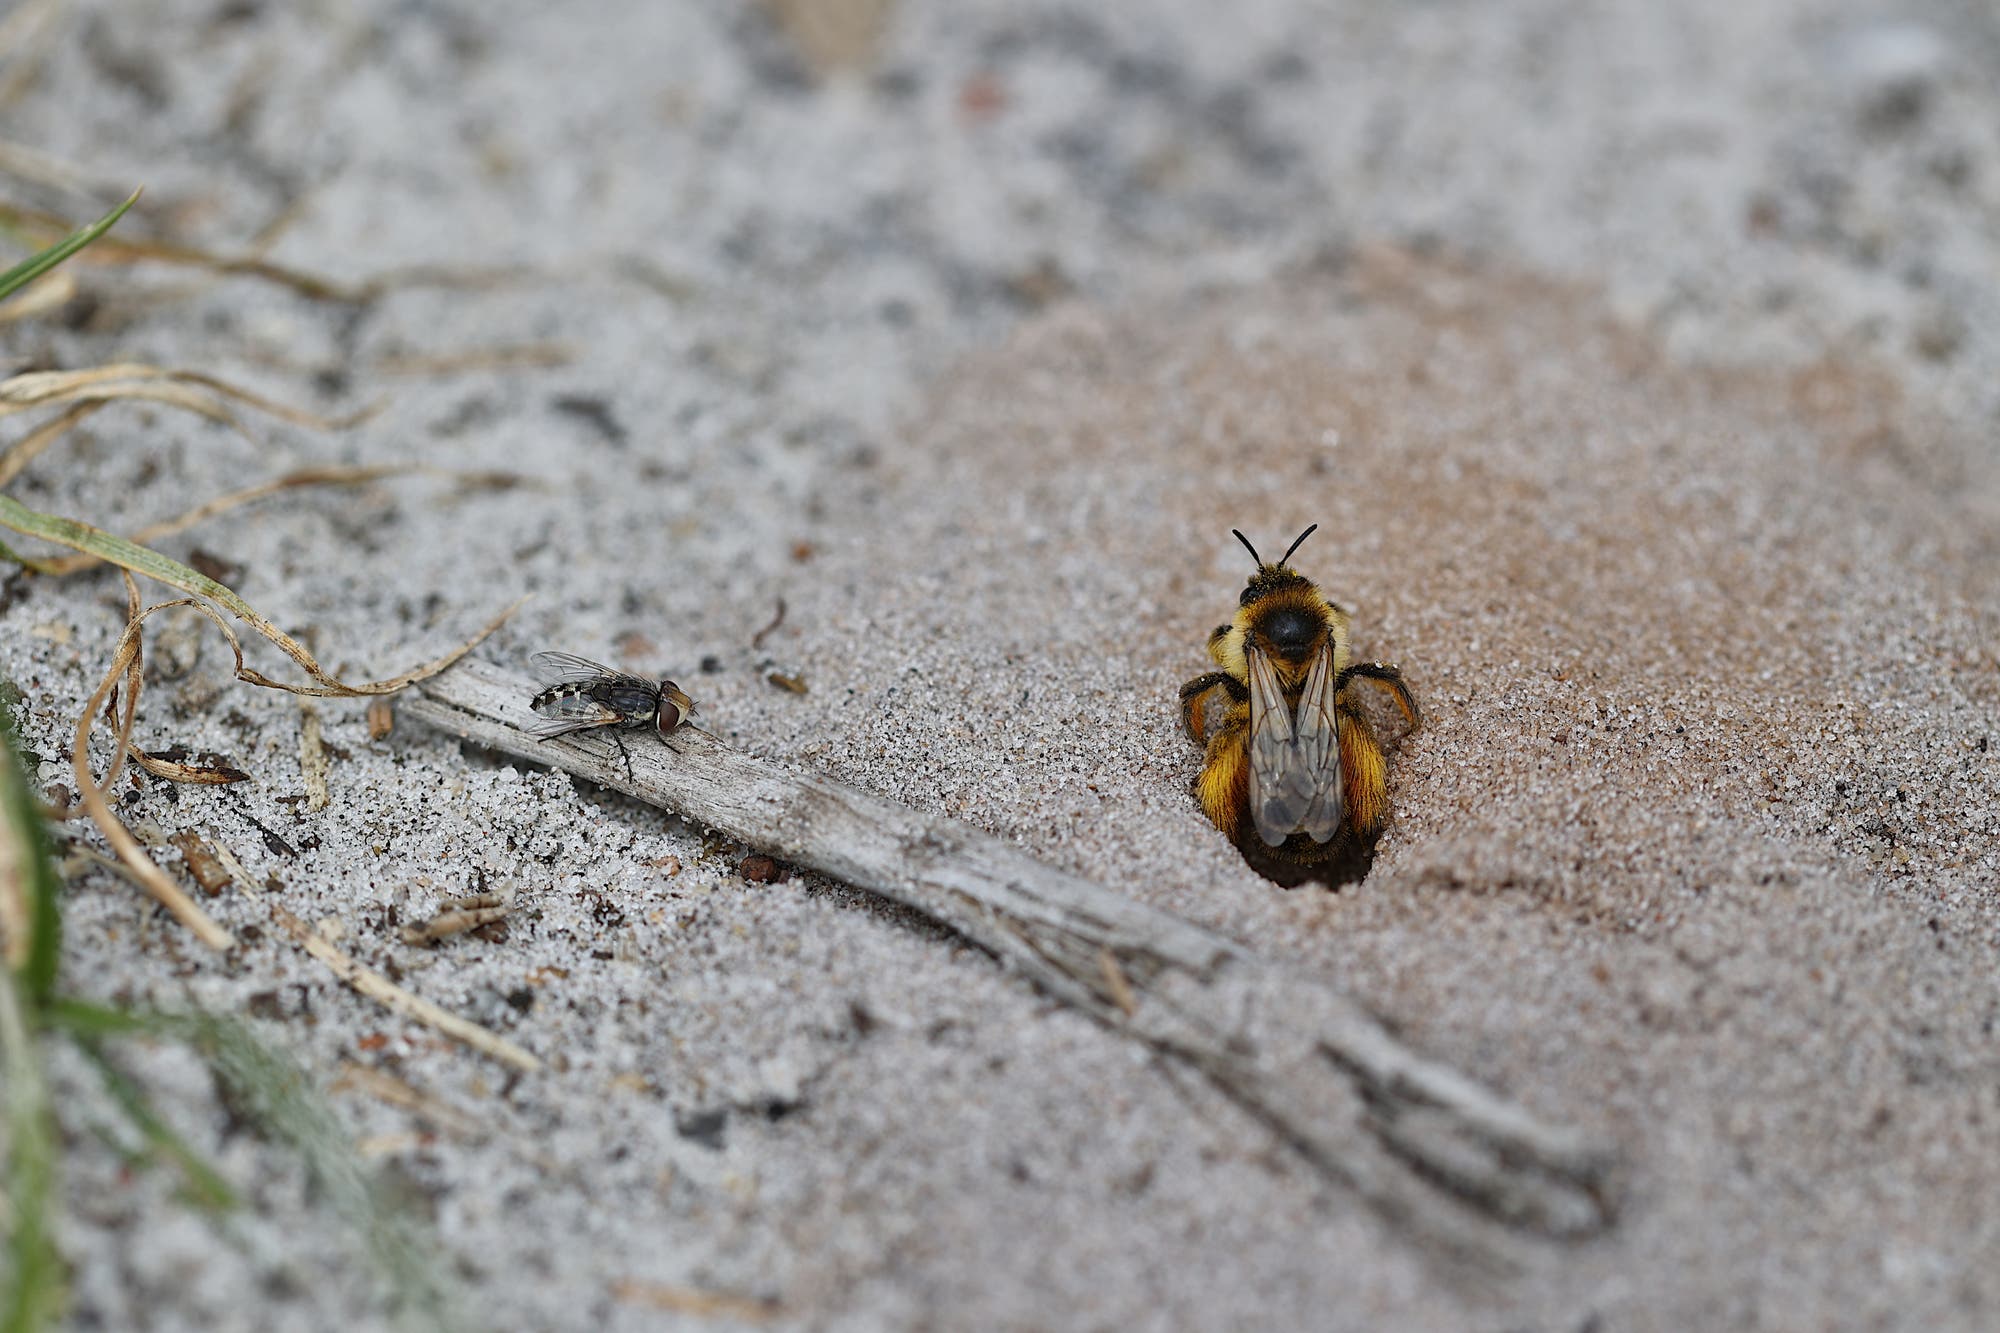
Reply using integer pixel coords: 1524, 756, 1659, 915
1336, 662, 1420, 730
1178, 671, 1248, 744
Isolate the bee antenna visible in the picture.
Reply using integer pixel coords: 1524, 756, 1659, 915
1231, 529, 1263, 566
1279, 523, 1319, 566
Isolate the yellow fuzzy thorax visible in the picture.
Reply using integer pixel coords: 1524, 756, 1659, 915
1210, 580, 1350, 690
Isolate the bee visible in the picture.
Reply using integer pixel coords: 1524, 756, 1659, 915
1178, 525, 1420, 887
527, 651, 698, 779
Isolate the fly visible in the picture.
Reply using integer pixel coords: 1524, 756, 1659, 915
527, 651, 698, 780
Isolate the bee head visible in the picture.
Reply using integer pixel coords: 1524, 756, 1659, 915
1230, 525, 1338, 664
1233, 524, 1318, 607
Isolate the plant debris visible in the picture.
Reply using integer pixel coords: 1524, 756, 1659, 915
168, 830, 233, 896
399, 892, 511, 946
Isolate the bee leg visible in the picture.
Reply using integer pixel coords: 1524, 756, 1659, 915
1337, 662, 1420, 730
1179, 672, 1248, 744
1196, 708, 1251, 845
1337, 700, 1392, 840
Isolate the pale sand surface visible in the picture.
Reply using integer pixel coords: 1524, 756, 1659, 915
2, 2, 1998, 1329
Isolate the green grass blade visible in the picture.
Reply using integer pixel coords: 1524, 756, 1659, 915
40, 997, 155, 1038
70, 1037, 237, 1212
0, 967, 62, 1333
0, 494, 244, 613
0, 693, 61, 1001
43, 1001, 458, 1329
0, 190, 138, 304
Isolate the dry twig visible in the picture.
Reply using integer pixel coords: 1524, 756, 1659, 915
408, 659, 1622, 1256
265, 902, 540, 1073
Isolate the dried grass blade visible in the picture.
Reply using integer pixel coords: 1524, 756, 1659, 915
0, 201, 362, 302
97, 573, 143, 794
0, 201, 538, 304
132, 752, 251, 786
0, 397, 100, 488
0, 138, 98, 193
611, 1279, 781, 1322
298, 701, 329, 811
0, 266, 74, 321
32, 464, 414, 576
165, 369, 379, 429
0, 362, 368, 432
68, 592, 235, 952
266, 902, 540, 1072
0, 494, 522, 696
373, 342, 574, 377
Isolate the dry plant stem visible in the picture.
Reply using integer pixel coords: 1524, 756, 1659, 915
0, 362, 373, 431
0, 202, 539, 302
32, 465, 421, 577
70, 583, 236, 952
298, 701, 330, 811
100, 574, 143, 794
265, 902, 540, 1073
62, 579, 516, 954
0, 399, 105, 488
408, 660, 1621, 1251
0, 266, 75, 322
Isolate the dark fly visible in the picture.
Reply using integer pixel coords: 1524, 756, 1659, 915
527, 651, 697, 777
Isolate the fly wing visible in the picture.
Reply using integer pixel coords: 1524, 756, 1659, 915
1246, 641, 1345, 847
1290, 641, 1345, 844
526, 693, 622, 739
596, 681, 662, 717
530, 650, 618, 687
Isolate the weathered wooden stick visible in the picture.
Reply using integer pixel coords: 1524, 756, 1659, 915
407, 659, 1620, 1252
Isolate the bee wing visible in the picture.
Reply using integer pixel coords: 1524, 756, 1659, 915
530, 650, 619, 687
1290, 641, 1346, 844
526, 693, 623, 739
1246, 640, 1345, 847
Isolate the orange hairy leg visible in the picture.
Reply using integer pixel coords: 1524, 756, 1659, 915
1178, 670, 1246, 745
1195, 704, 1252, 844
1336, 698, 1392, 839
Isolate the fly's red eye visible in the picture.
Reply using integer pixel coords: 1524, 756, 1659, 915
654, 702, 683, 736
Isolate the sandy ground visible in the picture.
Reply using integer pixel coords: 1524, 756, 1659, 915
3, 1, 1999, 1329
